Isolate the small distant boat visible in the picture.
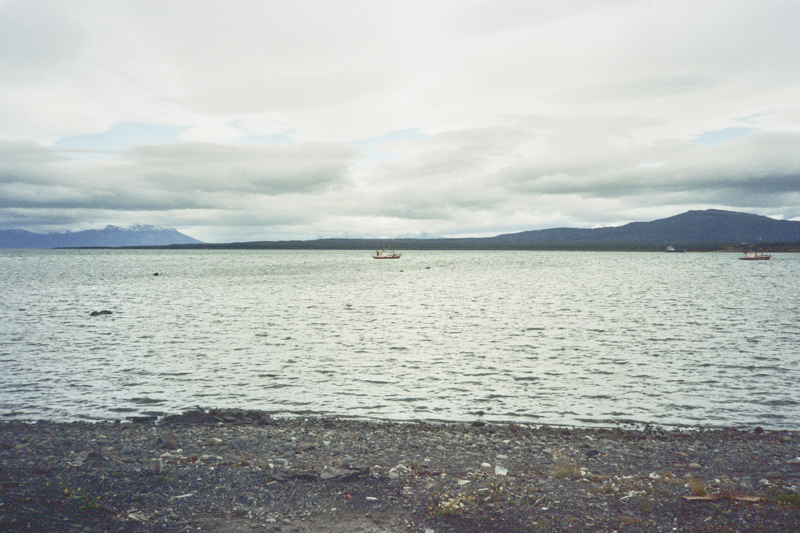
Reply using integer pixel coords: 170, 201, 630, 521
739, 251, 771, 261
373, 242, 401, 259
665, 246, 684, 253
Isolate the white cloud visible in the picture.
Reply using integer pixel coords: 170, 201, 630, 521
1, 0, 799, 240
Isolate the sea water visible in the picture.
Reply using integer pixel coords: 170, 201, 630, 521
1, 249, 798, 429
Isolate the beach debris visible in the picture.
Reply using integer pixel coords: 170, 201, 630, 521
296, 442, 316, 453
683, 492, 762, 502
495, 465, 508, 476
389, 464, 407, 479
620, 490, 646, 500
319, 464, 369, 481
126, 510, 150, 522
149, 457, 163, 474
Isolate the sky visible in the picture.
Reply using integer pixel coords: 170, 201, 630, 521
1, 0, 799, 243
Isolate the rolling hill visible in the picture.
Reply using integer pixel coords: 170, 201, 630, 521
172, 209, 800, 251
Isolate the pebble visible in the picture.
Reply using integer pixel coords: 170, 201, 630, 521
296, 442, 316, 453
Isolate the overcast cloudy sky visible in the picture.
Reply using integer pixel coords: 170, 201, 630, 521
1, 0, 799, 242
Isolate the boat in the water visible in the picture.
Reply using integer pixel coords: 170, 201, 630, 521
665, 246, 685, 253
373, 242, 401, 259
739, 251, 771, 261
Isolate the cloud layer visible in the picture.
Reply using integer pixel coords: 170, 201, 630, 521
1, 0, 799, 241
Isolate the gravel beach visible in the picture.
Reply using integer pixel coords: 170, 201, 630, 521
2, 409, 799, 532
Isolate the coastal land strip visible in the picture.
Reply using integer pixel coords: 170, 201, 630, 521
2, 409, 799, 532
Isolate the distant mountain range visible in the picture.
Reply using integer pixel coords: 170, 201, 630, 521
2, 210, 799, 251
481, 209, 800, 251
0, 225, 202, 248
177, 209, 800, 252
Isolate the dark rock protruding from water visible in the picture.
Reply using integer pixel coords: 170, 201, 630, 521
89, 310, 112, 316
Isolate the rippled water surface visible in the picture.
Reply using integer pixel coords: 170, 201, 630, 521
1, 249, 798, 428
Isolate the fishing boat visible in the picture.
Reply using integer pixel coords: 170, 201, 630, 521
739, 251, 771, 261
373, 242, 401, 259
